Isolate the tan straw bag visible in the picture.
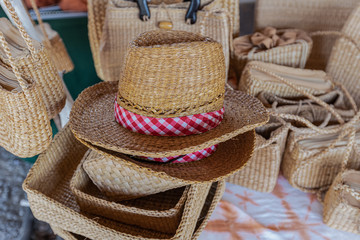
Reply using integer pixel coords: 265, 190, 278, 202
232, 28, 312, 79
0, 31, 51, 157
255, 0, 359, 70
0, 0, 66, 119
71, 152, 190, 234
323, 169, 360, 234
23, 125, 226, 240
226, 121, 289, 192
28, 0, 74, 73
98, 0, 232, 81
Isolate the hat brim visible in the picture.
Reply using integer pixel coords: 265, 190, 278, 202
75, 130, 255, 182
70, 81, 268, 157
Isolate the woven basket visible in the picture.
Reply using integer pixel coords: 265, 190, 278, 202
255, 0, 359, 70
226, 121, 289, 192
23, 125, 225, 240
326, 5, 360, 106
239, 61, 334, 98
98, 0, 232, 81
232, 29, 312, 79
0, 31, 52, 157
323, 170, 360, 234
82, 150, 188, 200
28, 0, 74, 73
0, 2, 65, 119
71, 152, 189, 234
51, 226, 84, 240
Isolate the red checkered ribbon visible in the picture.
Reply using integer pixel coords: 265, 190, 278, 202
114, 99, 224, 163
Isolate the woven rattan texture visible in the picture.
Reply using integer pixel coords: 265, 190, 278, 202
255, 0, 359, 70
48, 31, 74, 73
326, 5, 360, 106
70, 81, 267, 158
72, 153, 189, 233
117, 30, 225, 117
99, 0, 231, 81
226, 122, 289, 192
83, 150, 188, 198
323, 170, 360, 234
23, 126, 225, 239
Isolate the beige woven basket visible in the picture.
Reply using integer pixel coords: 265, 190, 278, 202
29, 0, 74, 73
23, 125, 225, 240
71, 152, 189, 234
232, 29, 312, 80
88, 0, 239, 80
323, 170, 360, 234
255, 0, 359, 70
326, 5, 360, 106
226, 121, 289, 192
82, 150, 188, 200
0, 1, 65, 119
0, 31, 52, 157
239, 61, 334, 98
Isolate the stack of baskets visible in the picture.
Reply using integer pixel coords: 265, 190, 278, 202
23, 30, 269, 239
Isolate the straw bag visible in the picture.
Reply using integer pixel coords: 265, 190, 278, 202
71, 152, 190, 234
97, 0, 232, 81
255, 0, 359, 70
326, 5, 360, 106
226, 121, 289, 192
23, 125, 226, 240
0, 31, 51, 157
323, 169, 360, 233
0, 0, 66, 119
232, 28, 312, 80
28, 0, 74, 73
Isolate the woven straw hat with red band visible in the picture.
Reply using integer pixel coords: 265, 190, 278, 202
70, 30, 269, 182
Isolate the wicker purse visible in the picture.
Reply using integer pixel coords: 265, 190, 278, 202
323, 169, 360, 234
23, 125, 225, 240
0, 31, 51, 157
28, 0, 74, 73
0, 0, 66, 119
226, 121, 289, 192
255, 0, 359, 70
91, 0, 233, 81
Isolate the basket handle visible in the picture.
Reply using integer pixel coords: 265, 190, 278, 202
2, 0, 38, 59
28, 0, 52, 48
0, 31, 29, 90
335, 184, 360, 201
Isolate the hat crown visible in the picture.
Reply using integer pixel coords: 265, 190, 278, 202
117, 30, 226, 118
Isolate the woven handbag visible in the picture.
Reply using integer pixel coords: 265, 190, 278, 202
0, 0, 66, 119
82, 150, 188, 200
232, 28, 312, 80
28, 0, 74, 73
255, 0, 359, 70
323, 169, 360, 233
71, 151, 189, 234
93, 0, 233, 81
0, 31, 51, 157
23, 125, 225, 240
226, 121, 289, 192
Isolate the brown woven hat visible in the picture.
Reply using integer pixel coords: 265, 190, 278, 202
70, 30, 268, 159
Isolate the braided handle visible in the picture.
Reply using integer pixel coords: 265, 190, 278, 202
0, 31, 29, 89
2, 0, 37, 58
336, 184, 360, 201
29, 0, 51, 48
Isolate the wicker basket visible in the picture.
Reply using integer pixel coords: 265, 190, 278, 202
28, 0, 74, 73
232, 29, 312, 80
0, 31, 52, 157
23, 125, 225, 240
226, 122, 289, 192
255, 0, 359, 70
326, 5, 360, 106
323, 170, 360, 234
0, 1, 65, 119
71, 153, 189, 234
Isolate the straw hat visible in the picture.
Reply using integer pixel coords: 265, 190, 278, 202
70, 30, 268, 181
